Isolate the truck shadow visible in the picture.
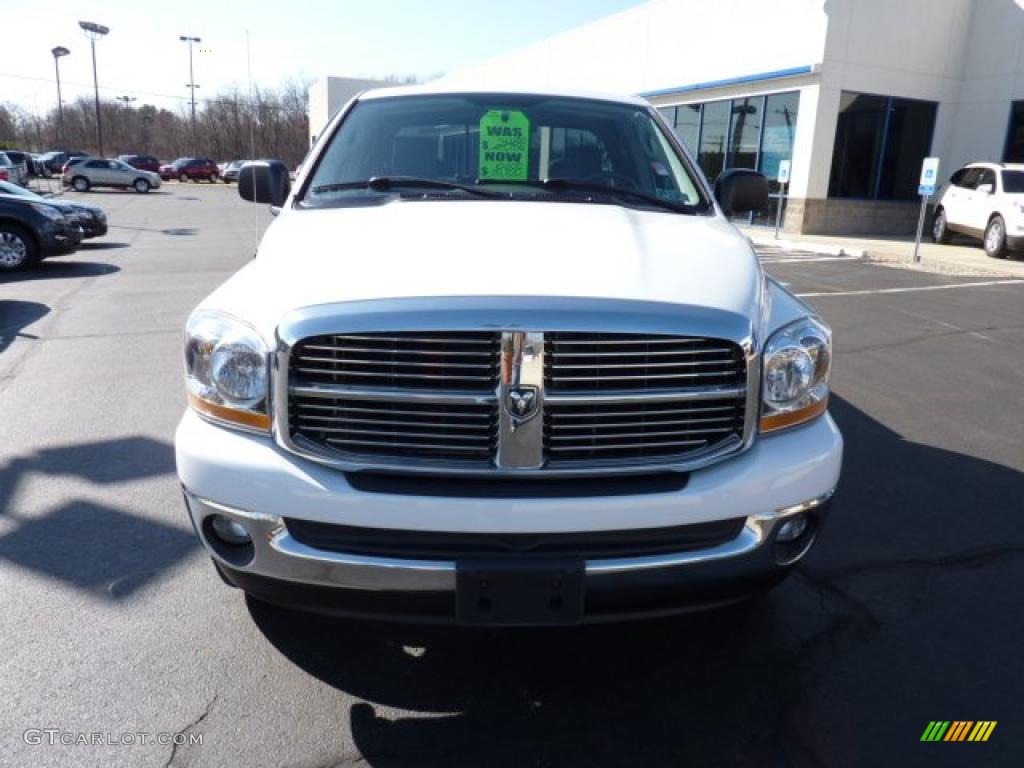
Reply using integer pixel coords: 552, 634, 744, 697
0, 436, 197, 600
0, 300, 49, 353
247, 394, 1024, 766
0, 261, 120, 284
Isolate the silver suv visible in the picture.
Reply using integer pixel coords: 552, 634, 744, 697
63, 157, 162, 193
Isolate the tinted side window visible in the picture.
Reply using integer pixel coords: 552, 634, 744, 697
949, 168, 969, 187
958, 168, 981, 189
86, 160, 106, 168
975, 169, 996, 190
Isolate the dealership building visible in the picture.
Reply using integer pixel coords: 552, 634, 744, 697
431, 0, 1024, 235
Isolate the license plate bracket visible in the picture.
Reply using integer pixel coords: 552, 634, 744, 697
456, 559, 584, 626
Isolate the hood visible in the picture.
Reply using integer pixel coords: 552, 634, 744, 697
200, 200, 763, 341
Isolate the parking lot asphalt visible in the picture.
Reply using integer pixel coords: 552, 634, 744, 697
1, 186, 1022, 767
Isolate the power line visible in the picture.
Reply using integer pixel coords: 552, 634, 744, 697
0, 70, 306, 113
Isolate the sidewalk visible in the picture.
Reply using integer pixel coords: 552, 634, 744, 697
738, 225, 1024, 278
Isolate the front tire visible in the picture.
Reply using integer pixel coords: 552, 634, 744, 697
179, 172, 189, 183
984, 215, 1008, 259
931, 207, 952, 244
133, 178, 151, 194
72, 176, 90, 192
0, 224, 38, 271
209, 173, 219, 183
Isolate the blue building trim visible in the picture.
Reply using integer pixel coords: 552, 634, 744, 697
638, 65, 815, 99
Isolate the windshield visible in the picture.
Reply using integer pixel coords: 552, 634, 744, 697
1002, 170, 1024, 194
304, 94, 705, 212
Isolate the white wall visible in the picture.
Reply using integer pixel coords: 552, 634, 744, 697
307, 77, 392, 146
813, 0, 978, 197
441, 0, 829, 96
944, 0, 1024, 172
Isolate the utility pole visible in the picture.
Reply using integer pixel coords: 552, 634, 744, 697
78, 21, 109, 156
116, 96, 137, 154
51, 46, 70, 149
180, 35, 201, 156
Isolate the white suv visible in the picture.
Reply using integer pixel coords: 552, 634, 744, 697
174, 86, 842, 626
932, 162, 1024, 258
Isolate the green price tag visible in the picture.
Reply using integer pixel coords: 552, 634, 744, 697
479, 109, 530, 181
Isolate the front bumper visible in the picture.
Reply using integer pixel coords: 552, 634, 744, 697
176, 409, 842, 623
187, 489, 832, 623
39, 220, 82, 257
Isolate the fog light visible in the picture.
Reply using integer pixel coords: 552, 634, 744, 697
210, 514, 251, 545
776, 515, 808, 543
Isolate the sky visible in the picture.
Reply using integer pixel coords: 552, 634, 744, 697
0, 0, 646, 115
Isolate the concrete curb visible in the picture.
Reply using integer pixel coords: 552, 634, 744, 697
744, 232, 867, 258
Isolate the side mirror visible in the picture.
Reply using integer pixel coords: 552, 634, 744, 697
714, 169, 770, 215
239, 159, 290, 206
976, 183, 994, 195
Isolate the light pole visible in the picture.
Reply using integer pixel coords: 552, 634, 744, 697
116, 96, 136, 154
50, 46, 70, 149
180, 35, 201, 155
78, 21, 109, 157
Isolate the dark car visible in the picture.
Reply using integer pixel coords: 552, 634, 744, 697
4, 150, 48, 179
0, 193, 82, 271
39, 151, 87, 176
162, 157, 219, 183
0, 180, 107, 239
119, 154, 161, 173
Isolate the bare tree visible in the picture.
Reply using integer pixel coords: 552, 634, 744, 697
0, 78, 312, 167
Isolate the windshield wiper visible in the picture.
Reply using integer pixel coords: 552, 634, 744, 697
312, 176, 502, 199
488, 178, 693, 214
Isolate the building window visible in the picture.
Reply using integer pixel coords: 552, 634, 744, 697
673, 104, 702, 153
698, 100, 730, 182
1005, 101, 1024, 162
828, 91, 937, 201
657, 90, 799, 224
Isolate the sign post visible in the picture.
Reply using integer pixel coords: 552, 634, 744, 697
774, 159, 791, 240
913, 157, 940, 263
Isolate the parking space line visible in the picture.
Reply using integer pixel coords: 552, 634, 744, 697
797, 279, 1024, 298
759, 255, 860, 264
896, 308, 998, 343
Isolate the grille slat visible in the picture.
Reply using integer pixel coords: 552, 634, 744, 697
297, 355, 495, 369
551, 347, 735, 358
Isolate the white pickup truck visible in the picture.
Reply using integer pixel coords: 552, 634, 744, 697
175, 85, 842, 625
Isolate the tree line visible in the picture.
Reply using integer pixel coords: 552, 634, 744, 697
0, 80, 312, 168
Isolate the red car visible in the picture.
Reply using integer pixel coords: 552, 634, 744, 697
119, 154, 161, 173
160, 157, 220, 183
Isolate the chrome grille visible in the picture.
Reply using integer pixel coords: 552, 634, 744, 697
291, 332, 500, 391
288, 332, 500, 464
545, 332, 745, 391
283, 324, 750, 474
544, 398, 745, 462
544, 332, 746, 464
290, 396, 497, 461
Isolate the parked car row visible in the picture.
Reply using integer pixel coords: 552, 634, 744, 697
0, 182, 108, 271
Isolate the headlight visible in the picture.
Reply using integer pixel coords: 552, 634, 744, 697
185, 311, 271, 431
30, 203, 65, 221
760, 316, 831, 433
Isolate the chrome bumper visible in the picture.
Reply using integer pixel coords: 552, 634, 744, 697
183, 489, 832, 593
